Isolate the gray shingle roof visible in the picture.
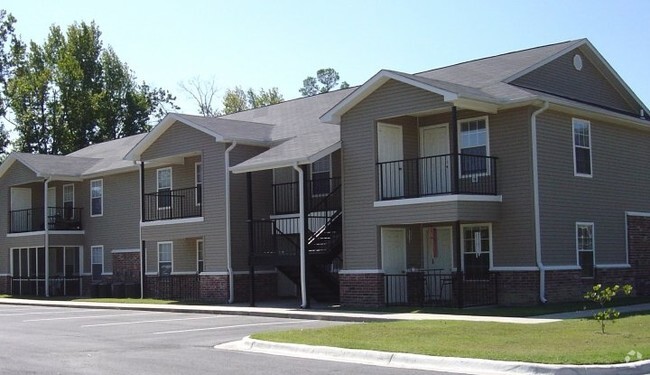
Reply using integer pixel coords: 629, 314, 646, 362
170, 114, 275, 143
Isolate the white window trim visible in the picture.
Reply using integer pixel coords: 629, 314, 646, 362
91, 245, 104, 277
195, 162, 202, 206
157, 241, 173, 275
572, 118, 593, 178
310, 154, 332, 197
63, 184, 74, 208
576, 222, 595, 277
156, 167, 173, 210
457, 116, 491, 177
196, 239, 204, 273
90, 179, 103, 217
460, 223, 494, 273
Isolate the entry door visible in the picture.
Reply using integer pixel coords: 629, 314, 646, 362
377, 123, 404, 199
381, 227, 407, 304
422, 227, 453, 301
419, 124, 450, 195
47, 187, 56, 227
11, 187, 32, 232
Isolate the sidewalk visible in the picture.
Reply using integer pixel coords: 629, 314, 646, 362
0, 297, 560, 324
2, 298, 649, 375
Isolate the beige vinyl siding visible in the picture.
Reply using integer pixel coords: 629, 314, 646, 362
81, 171, 141, 274
141, 121, 212, 160
512, 47, 639, 115
537, 110, 650, 266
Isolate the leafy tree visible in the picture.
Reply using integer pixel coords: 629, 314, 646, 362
299, 68, 349, 96
3, 19, 178, 155
584, 283, 633, 334
0, 10, 17, 157
222, 86, 283, 115
179, 76, 219, 117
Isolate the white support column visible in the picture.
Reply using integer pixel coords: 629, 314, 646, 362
44, 178, 50, 297
293, 164, 308, 308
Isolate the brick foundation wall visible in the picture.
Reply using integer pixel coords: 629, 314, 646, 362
199, 275, 229, 302
145, 275, 200, 300
0, 276, 10, 294
233, 272, 278, 303
628, 215, 650, 296
496, 271, 539, 306
340, 273, 384, 307
112, 251, 141, 283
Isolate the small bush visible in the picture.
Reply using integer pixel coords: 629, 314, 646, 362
584, 284, 633, 334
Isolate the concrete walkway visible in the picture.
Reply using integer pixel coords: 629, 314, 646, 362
2, 298, 649, 375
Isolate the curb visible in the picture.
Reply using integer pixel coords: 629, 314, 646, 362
217, 337, 650, 375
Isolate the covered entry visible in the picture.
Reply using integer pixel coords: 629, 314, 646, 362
11, 247, 82, 296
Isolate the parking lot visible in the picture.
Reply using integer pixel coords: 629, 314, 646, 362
0, 304, 440, 375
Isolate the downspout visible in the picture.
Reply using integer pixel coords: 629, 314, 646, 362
43, 178, 51, 297
139, 161, 145, 299
293, 163, 308, 308
225, 141, 237, 304
531, 101, 549, 303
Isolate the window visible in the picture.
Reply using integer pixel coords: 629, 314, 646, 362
195, 163, 202, 206
573, 119, 592, 176
461, 224, 491, 280
157, 168, 172, 209
90, 179, 103, 217
577, 223, 595, 278
459, 117, 489, 175
158, 242, 172, 276
91, 246, 103, 281
196, 239, 204, 273
311, 155, 331, 196
63, 184, 74, 220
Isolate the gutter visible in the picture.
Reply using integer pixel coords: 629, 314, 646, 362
43, 177, 51, 297
293, 163, 308, 308
531, 101, 549, 303
224, 141, 237, 304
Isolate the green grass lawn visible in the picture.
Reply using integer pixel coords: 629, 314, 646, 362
253, 313, 650, 365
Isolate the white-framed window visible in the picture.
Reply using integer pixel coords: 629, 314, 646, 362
90, 179, 103, 217
157, 167, 172, 209
311, 155, 332, 196
91, 245, 103, 281
461, 223, 492, 280
196, 239, 204, 273
195, 162, 202, 206
158, 241, 173, 276
63, 184, 74, 220
459, 117, 490, 176
573, 118, 592, 177
576, 222, 595, 278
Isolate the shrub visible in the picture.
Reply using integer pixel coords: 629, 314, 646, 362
583, 284, 633, 334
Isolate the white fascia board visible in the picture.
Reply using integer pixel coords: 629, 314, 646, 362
36, 174, 84, 182
321, 70, 459, 124
452, 98, 498, 114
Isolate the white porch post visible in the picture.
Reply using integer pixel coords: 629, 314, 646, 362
44, 178, 50, 297
293, 164, 308, 308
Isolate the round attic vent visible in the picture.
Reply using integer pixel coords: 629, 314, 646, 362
573, 54, 583, 71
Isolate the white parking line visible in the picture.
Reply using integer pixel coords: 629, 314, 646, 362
81, 316, 219, 328
153, 320, 315, 335
24, 311, 161, 322
0, 309, 94, 317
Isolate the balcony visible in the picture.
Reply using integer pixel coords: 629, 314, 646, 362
9, 207, 83, 233
143, 186, 201, 222
273, 177, 342, 215
377, 154, 498, 200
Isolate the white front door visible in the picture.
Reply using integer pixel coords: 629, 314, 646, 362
11, 187, 32, 232
419, 124, 450, 195
381, 227, 407, 304
48, 187, 56, 208
423, 226, 453, 301
377, 123, 404, 199
47, 187, 57, 228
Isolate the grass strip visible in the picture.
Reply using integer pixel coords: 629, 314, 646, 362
253, 313, 650, 365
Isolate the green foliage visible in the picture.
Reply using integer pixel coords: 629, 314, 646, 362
299, 68, 348, 96
2, 15, 178, 155
584, 283, 633, 334
222, 86, 283, 115
0, 10, 17, 157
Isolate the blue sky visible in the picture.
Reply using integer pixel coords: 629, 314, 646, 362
3, 0, 649, 116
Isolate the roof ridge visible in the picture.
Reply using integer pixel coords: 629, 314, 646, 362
175, 113, 277, 127
414, 39, 580, 77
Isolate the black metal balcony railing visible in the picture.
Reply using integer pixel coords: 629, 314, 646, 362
377, 154, 498, 200
273, 177, 342, 215
9, 207, 83, 233
143, 186, 201, 222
